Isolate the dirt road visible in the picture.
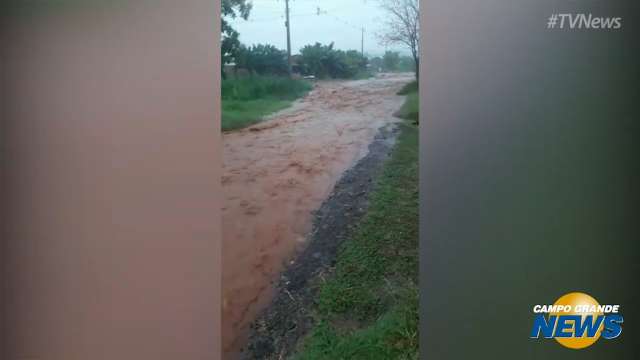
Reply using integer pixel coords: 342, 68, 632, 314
222, 73, 413, 357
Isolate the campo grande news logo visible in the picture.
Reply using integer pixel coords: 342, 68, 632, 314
530, 292, 623, 349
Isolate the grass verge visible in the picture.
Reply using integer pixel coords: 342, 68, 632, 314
222, 75, 312, 131
292, 117, 419, 359
397, 81, 418, 95
395, 81, 419, 124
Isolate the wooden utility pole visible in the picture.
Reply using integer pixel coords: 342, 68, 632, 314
361, 27, 364, 57
285, 0, 292, 76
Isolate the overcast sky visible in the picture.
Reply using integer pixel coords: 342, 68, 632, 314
228, 0, 408, 57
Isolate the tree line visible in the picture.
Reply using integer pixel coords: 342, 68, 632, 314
227, 41, 415, 80
222, 0, 419, 80
226, 42, 369, 80
370, 51, 416, 73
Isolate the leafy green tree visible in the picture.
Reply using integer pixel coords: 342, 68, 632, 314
382, 51, 400, 71
242, 44, 288, 75
398, 55, 416, 72
370, 56, 384, 71
299, 42, 333, 78
221, 0, 252, 78
343, 50, 368, 77
299, 43, 368, 79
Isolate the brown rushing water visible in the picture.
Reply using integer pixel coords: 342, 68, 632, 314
222, 73, 412, 357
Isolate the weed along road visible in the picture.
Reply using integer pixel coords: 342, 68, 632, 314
222, 73, 413, 356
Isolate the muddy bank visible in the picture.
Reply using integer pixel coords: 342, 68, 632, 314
241, 125, 400, 359
222, 74, 412, 357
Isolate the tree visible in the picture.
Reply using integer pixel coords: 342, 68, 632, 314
382, 51, 400, 71
378, 0, 419, 79
370, 56, 383, 72
343, 50, 368, 77
299, 42, 335, 79
221, 0, 252, 78
299, 43, 368, 79
398, 55, 416, 72
241, 44, 288, 76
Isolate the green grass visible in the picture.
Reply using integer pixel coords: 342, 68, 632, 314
222, 75, 312, 131
397, 81, 418, 95
222, 99, 293, 131
395, 81, 419, 124
395, 93, 419, 124
292, 119, 419, 360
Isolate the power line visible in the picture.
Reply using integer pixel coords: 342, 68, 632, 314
246, 15, 283, 22
246, 8, 340, 22
241, 2, 378, 55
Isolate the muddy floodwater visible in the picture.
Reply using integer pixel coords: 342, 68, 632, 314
222, 73, 413, 356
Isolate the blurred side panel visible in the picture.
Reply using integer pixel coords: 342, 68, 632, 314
2, 1, 221, 359
420, 0, 639, 359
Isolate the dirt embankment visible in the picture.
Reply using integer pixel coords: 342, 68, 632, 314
222, 74, 413, 358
